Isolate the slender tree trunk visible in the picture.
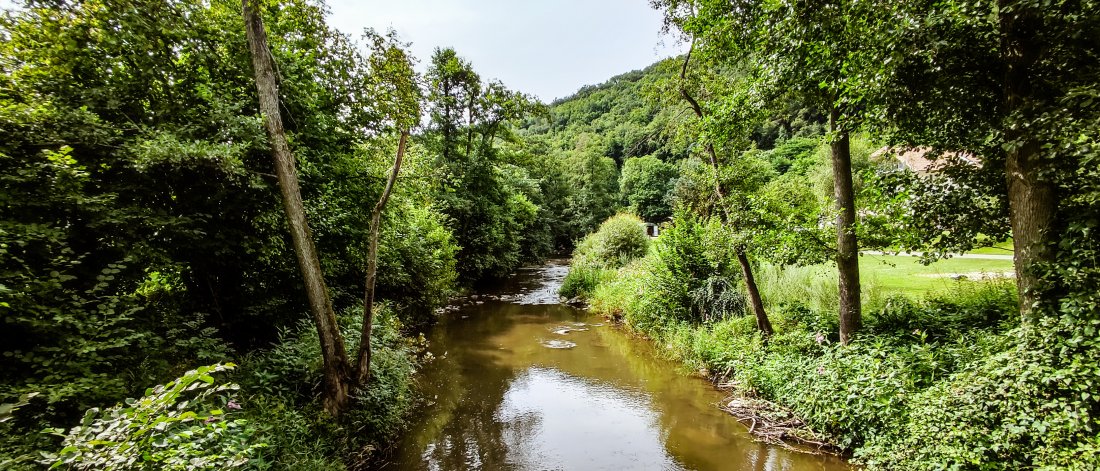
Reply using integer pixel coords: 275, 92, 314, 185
355, 131, 409, 385
1000, 1, 1055, 320
679, 43, 773, 337
242, 0, 351, 415
736, 248, 773, 336
829, 107, 861, 345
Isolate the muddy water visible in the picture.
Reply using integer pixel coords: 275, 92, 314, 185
378, 260, 849, 471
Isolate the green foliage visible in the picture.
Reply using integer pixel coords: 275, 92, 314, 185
619, 155, 678, 221
688, 276, 747, 323
423, 47, 549, 281
861, 165, 1011, 262
558, 264, 616, 300
588, 260, 665, 331
584, 214, 746, 326
597, 260, 1022, 454
523, 61, 692, 164
560, 213, 649, 299
46, 364, 263, 470
755, 264, 842, 324
562, 140, 621, 237
571, 213, 650, 269
0, 0, 448, 466
862, 214, 1100, 470
760, 137, 820, 175
519, 60, 697, 242
639, 214, 745, 324
235, 307, 419, 469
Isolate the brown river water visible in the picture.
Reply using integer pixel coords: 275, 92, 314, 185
376, 260, 850, 471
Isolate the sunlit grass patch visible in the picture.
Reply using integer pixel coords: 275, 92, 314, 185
860, 254, 1014, 296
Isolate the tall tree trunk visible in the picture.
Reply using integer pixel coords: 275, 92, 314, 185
242, 0, 351, 415
736, 248, 773, 336
680, 42, 773, 337
1000, 1, 1055, 320
355, 131, 409, 385
829, 107, 861, 345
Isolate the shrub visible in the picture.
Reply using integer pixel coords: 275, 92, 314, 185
235, 306, 419, 469
688, 276, 747, 323
574, 213, 650, 269
561, 213, 649, 298
642, 214, 742, 324
377, 203, 458, 326
45, 364, 263, 470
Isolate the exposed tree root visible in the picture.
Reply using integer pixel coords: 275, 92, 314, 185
716, 383, 845, 456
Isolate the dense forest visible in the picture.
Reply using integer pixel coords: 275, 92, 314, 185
2, 0, 1098, 469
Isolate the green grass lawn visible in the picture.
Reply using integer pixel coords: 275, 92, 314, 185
882, 238, 1015, 256
966, 239, 1015, 255
861, 254, 1015, 297
758, 254, 1017, 314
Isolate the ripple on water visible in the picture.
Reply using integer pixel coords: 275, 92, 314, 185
539, 339, 577, 349
551, 325, 589, 335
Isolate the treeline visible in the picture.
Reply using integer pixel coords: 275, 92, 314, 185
520, 58, 827, 238
0, 0, 574, 468
560, 0, 1100, 469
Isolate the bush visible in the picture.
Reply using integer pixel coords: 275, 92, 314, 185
560, 213, 649, 298
376, 203, 458, 326
861, 324, 1100, 470
574, 213, 650, 269
45, 364, 263, 470
235, 306, 419, 470
642, 214, 744, 324
688, 276, 747, 323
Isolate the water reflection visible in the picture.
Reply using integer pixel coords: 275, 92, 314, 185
377, 261, 848, 471
498, 367, 681, 470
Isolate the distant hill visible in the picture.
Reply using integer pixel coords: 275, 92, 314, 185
520, 58, 693, 165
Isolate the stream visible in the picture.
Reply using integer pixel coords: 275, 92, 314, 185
377, 260, 850, 471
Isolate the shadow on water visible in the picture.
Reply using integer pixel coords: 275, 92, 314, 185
375, 260, 849, 471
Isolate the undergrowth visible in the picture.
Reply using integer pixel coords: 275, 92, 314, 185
1, 307, 420, 471
567, 213, 1100, 469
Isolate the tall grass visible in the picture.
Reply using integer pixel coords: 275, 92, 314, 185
755, 263, 887, 315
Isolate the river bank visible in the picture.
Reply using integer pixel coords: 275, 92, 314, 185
563, 217, 1025, 469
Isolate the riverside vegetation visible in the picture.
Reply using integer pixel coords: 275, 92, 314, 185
558, 0, 1100, 469
2, 0, 1099, 470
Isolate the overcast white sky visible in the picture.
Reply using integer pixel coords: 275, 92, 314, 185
326, 0, 686, 102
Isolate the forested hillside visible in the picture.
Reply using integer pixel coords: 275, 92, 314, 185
520, 59, 830, 237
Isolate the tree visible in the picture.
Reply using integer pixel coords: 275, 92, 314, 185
667, 41, 774, 337
563, 133, 622, 235
871, 0, 1100, 319
355, 31, 421, 386
654, 0, 892, 343
424, 48, 544, 281
619, 155, 677, 221
242, 1, 421, 414
242, 0, 352, 414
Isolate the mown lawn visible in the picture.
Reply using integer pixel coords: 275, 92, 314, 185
860, 254, 1015, 296
966, 239, 1015, 255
